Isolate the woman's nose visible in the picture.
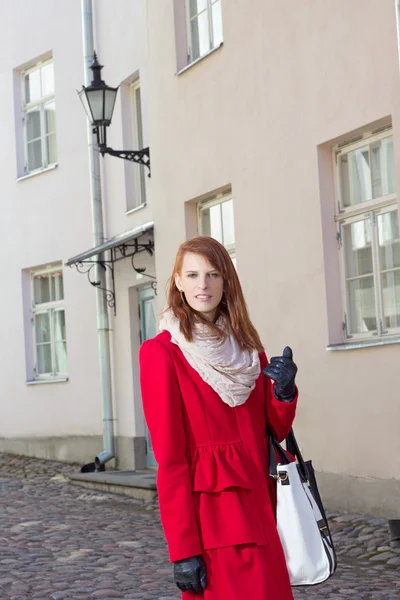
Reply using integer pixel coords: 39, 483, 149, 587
197, 277, 208, 289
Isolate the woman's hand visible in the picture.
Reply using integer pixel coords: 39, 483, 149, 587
173, 555, 207, 595
263, 346, 297, 402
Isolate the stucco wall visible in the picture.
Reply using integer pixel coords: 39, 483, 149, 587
146, 0, 400, 513
0, 0, 153, 469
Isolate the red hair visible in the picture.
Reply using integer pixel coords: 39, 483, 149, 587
166, 236, 264, 352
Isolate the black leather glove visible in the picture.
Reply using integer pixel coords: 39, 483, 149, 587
173, 555, 207, 595
263, 346, 297, 402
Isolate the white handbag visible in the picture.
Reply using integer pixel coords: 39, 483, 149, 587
269, 430, 337, 587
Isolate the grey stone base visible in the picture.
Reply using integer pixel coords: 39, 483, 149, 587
317, 469, 400, 519
0, 436, 103, 465
0, 435, 147, 471
68, 470, 157, 502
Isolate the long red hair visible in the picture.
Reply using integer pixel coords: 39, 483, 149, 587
166, 236, 264, 352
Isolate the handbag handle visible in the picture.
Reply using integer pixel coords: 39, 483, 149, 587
268, 428, 309, 483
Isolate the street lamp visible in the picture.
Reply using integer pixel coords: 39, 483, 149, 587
79, 52, 151, 176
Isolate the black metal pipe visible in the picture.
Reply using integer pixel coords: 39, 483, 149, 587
388, 520, 400, 548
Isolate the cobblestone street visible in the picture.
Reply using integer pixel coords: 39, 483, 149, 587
0, 454, 399, 600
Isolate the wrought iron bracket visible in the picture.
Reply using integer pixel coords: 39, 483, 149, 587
69, 237, 156, 316
74, 260, 116, 313
99, 145, 151, 177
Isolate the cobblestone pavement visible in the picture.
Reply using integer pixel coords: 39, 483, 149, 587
0, 454, 399, 600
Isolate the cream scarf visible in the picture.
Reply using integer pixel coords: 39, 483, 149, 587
159, 309, 261, 407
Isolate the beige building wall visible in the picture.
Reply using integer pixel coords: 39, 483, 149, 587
1, 0, 399, 517
0, 0, 155, 469
146, 0, 400, 517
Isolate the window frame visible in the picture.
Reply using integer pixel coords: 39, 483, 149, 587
22, 58, 57, 175
127, 79, 146, 211
185, 0, 223, 63
334, 128, 400, 341
31, 267, 68, 380
198, 192, 236, 263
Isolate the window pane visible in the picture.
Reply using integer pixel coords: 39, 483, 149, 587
41, 62, 55, 96
371, 137, 395, 198
221, 200, 235, 246
26, 108, 42, 142
55, 342, 68, 373
202, 204, 223, 242
212, 0, 223, 47
45, 102, 56, 134
378, 211, 400, 271
135, 87, 143, 147
35, 312, 51, 343
51, 272, 64, 301
46, 133, 57, 164
27, 139, 43, 171
191, 11, 210, 60
24, 69, 41, 104
143, 298, 157, 339
37, 344, 52, 374
189, 0, 208, 17
340, 146, 372, 207
34, 274, 51, 304
382, 270, 400, 329
54, 310, 66, 341
347, 277, 377, 334
343, 219, 373, 278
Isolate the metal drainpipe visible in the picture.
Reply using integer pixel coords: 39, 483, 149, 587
81, 0, 115, 469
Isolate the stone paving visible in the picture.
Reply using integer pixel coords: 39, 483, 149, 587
0, 454, 399, 600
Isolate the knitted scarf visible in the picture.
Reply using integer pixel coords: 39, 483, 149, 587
159, 309, 260, 407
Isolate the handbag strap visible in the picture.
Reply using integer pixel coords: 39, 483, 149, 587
268, 428, 309, 483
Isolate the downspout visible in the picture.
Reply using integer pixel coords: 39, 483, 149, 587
81, 0, 115, 468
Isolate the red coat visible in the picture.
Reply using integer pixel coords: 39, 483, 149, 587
139, 331, 297, 599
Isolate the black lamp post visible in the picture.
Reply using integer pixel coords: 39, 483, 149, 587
79, 52, 150, 176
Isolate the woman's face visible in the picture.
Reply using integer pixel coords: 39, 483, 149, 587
175, 252, 224, 322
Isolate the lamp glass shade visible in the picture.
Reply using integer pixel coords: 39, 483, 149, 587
85, 89, 105, 124
78, 88, 93, 122
104, 88, 118, 123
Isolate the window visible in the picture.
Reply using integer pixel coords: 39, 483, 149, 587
199, 193, 236, 264
31, 269, 67, 378
335, 129, 400, 339
127, 80, 146, 210
22, 59, 57, 173
187, 0, 223, 62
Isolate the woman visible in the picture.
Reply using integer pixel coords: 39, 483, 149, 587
139, 236, 298, 600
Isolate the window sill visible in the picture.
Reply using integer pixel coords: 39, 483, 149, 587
125, 203, 147, 216
327, 337, 400, 352
17, 163, 58, 182
26, 377, 69, 386
176, 43, 223, 76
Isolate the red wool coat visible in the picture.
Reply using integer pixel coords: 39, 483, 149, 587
139, 331, 297, 600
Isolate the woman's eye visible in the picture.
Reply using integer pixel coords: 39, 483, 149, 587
187, 273, 197, 278
210, 272, 220, 278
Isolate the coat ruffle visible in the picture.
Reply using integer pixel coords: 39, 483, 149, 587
186, 442, 269, 550
188, 442, 254, 492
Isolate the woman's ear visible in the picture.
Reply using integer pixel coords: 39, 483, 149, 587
174, 273, 181, 292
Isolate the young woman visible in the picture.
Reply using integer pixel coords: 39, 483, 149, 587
139, 236, 298, 600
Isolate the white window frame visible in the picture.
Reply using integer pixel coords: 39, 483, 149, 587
22, 58, 57, 175
31, 267, 68, 379
185, 0, 223, 63
198, 192, 236, 263
128, 79, 146, 211
395, 0, 400, 72
334, 128, 400, 341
